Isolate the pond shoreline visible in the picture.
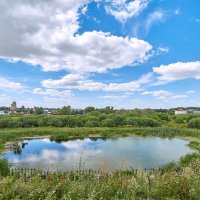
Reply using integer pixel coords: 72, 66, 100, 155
1, 126, 200, 153
3, 135, 198, 172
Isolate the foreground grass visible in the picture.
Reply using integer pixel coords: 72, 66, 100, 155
1, 158, 200, 200
0, 127, 200, 199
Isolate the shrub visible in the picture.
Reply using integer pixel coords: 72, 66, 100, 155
175, 118, 185, 124
101, 118, 116, 127
0, 158, 10, 177
188, 118, 200, 129
179, 153, 200, 167
84, 120, 99, 127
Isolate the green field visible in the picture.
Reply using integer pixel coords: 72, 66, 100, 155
1, 112, 200, 199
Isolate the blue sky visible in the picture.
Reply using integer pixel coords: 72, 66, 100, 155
0, 0, 200, 109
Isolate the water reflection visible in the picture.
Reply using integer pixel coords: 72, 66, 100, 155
2, 137, 196, 171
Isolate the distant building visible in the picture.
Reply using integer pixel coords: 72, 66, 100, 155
44, 109, 51, 115
0, 110, 5, 115
191, 110, 200, 114
44, 109, 58, 115
0, 110, 9, 115
10, 101, 17, 113
175, 109, 188, 115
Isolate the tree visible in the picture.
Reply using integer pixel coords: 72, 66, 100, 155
101, 118, 115, 127
84, 120, 99, 127
60, 106, 71, 115
34, 107, 44, 115
84, 107, 95, 114
30, 108, 33, 114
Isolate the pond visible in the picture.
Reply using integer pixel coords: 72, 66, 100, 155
2, 136, 196, 171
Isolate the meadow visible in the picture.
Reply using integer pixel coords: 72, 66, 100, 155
0, 110, 200, 199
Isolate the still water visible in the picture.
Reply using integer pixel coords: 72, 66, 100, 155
3, 136, 196, 171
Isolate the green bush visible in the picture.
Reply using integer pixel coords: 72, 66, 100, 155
0, 159, 10, 177
101, 118, 116, 127
188, 118, 200, 129
84, 120, 100, 127
125, 117, 160, 127
179, 153, 200, 167
175, 117, 185, 124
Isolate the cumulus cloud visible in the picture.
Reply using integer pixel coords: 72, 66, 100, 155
153, 61, 200, 84
42, 74, 106, 91
104, 73, 153, 92
0, 77, 23, 90
105, 0, 150, 22
0, 0, 152, 74
42, 73, 153, 92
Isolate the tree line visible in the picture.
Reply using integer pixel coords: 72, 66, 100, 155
1, 106, 200, 129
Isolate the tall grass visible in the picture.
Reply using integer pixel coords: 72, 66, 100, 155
1, 157, 200, 200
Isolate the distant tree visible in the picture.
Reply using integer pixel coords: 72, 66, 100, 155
101, 118, 115, 127
30, 108, 34, 114
157, 113, 169, 121
17, 105, 26, 113
98, 106, 114, 114
84, 107, 95, 114
34, 107, 44, 115
112, 115, 126, 126
84, 120, 99, 127
59, 106, 71, 115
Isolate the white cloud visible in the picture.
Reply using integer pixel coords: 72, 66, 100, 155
0, 77, 23, 90
0, 0, 152, 74
42, 73, 153, 92
99, 92, 133, 99
32, 88, 72, 97
104, 73, 153, 92
142, 90, 188, 100
142, 90, 172, 99
144, 10, 165, 34
42, 74, 106, 91
153, 61, 200, 84
100, 95, 127, 99
186, 90, 195, 94
157, 47, 169, 54
171, 95, 188, 100
105, 0, 150, 22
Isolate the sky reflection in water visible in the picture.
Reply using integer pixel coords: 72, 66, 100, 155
3, 137, 196, 171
